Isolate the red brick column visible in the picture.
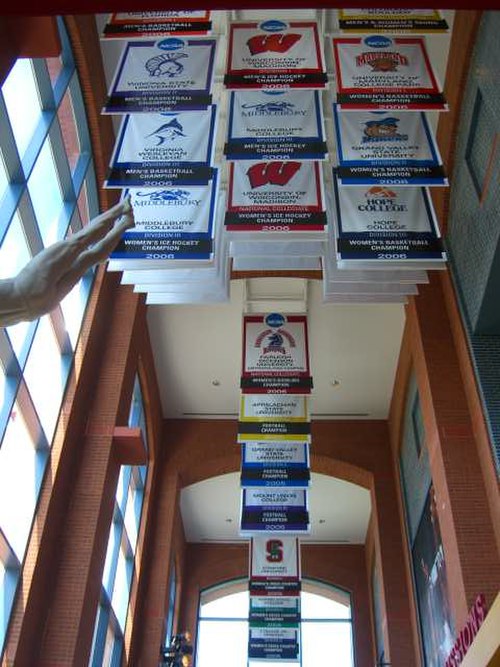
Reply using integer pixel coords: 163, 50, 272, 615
409, 276, 500, 626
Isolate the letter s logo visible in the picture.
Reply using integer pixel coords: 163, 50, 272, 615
246, 33, 302, 56
266, 539, 283, 563
246, 161, 301, 188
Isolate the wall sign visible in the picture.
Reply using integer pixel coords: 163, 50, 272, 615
102, 11, 212, 38
337, 9, 448, 33
241, 313, 313, 394
333, 177, 446, 265
104, 38, 216, 112
226, 160, 326, 233
332, 35, 447, 110
333, 107, 447, 186
225, 20, 327, 89
445, 594, 488, 667
105, 108, 217, 187
225, 90, 327, 161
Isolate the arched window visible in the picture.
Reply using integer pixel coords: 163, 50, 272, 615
196, 579, 354, 667
0, 17, 99, 658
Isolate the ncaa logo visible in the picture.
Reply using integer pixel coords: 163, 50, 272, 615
157, 37, 185, 51
364, 35, 392, 49
259, 19, 288, 32
265, 313, 286, 329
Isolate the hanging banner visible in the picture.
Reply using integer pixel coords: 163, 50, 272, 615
103, 38, 216, 113
241, 442, 310, 488
332, 177, 446, 264
102, 11, 212, 38
110, 177, 218, 262
249, 596, 301, 627
105, 108, 216, 187
240, 488, 310, 533
225, 161, 326, 233
333, 108, 447, 186
238, 395, 311, 442
337, 9, 448, 33
332, 35, 447, 110
225, 90, 327, 161
249, 579, 301, 597
248, 627, 300, 661
250, 536, 300, 580
224, 20, 327, 89
241, 313, 313, 394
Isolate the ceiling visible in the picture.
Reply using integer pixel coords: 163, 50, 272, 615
96, 10, 453, 543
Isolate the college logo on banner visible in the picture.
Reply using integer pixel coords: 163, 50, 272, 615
332, 35, 447, 110
224, 20, 327, 89
105, 108, 217, 187
241, 441, 311, 488
240, 488, 310, 533
248, 627, 300, 661
332, 176, 446, 263
110, 177, 218, 261
102, 11, 212, 38
104, 38, 216, 112
225, 90, 327, 160
250, 536, 300, 580
333, 108, 447, 186
337, 9, 449, 33
241, 313, 313, 394
225, 161, 326, 232
238, 395, 311, 442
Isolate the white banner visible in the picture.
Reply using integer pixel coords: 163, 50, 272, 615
104, 38, 216, 112
333, 108, 447, 186
226, 161, 326, 233
242, 442, 309, 467
248, 627, 300, 662
337, 9, 448, 33
225, 90, 326, 160
241, 488, 309, 533
250, 536, 300, 580
238, 395, 311, 442
225, 19, 326, 89
241, 313, 312, 394
102, 11, 212, 38
332, 35, 446, 110
105, 108, 216, 187
333, 178, 446, 264
110, 178, 218, 261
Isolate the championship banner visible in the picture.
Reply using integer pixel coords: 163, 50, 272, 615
103, 38, 216, 113
241, 442, 310, 488
333, 108, 447, 186
225, 90, 327, 161
240, 488, 310, 533
332, 177, 446, 264
241, 313, 313, 394
238, 395, 311, 442
224, 20, 327, 89
332, 35, 447, 110
102, 11, 212, 38
105, 108, 216, 187
249, 579, 301, 597
249, 596, 301, 627
110, 177, 218, 263
248, 627, 300, 661
337, 9, 448, 33
225, 161, 326, 233
250, 536, 300, 580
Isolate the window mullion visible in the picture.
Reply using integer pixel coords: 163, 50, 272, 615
16, 379, 48, 451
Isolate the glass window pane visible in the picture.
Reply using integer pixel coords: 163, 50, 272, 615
200, 591, 249, 618
102, 622, 116, 667
59, 275, 90, 349
0, 153, 9, 205
111, 545, 132, 630
116, 466, 131, 512
27, 139, 64, 246
2, 59, 41, 158
0, 406, 38, 559
23, 316, 65, 441
57, 87, 80, 173
302, 621, 353, 667
124, 484, 141, 552
197, 620, 248, 667
102, 520, 121, 598
0, 560, 19, 655
77, 181, 90, 225
301, 591, 351, 620
0, 211, 33, 358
